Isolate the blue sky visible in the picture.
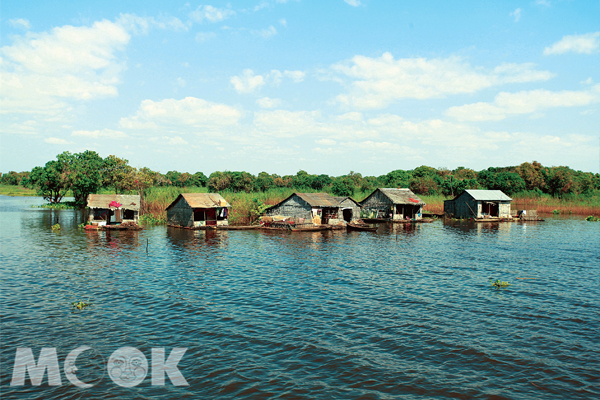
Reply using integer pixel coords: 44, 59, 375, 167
1, 0, 599, 176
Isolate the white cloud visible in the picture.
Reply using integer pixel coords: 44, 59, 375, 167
510, 8, 521, 22
44, 137, 71, 145
337, 112, 363, 122
581, 77, 593, 85
535, 0, 551, 6
8, 19, 31, 30
446, 86, 600, 121
119, 97, 241, 130
158, 136, 189, 145
344, 0, 361, 6
189, 5, 235, 23
544, 32, 600, 55
116, 13, 188, 34
284, 70, 305, 82
72, 129, 128, 139
0, 19, 130, 116
332, 53, 554, 109
279, 19, 287, 26
254, 110, 320, 137
230, 69, 266, 93
195, 32, 216, 42
256, 97, 282, 108
177, 77, 186, 87
252, 25, 277, 38
316, 138, 336, 146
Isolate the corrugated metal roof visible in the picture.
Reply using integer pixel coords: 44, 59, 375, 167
168, 193, 231, 209
87, 194, 141, 211
296, 193, 341, 207
464, 189, 512, 201
333, 196, 361, 206
378, 188, 426, 205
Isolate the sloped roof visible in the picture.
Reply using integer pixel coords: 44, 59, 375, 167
295, 193, 341, 207
265, 193, 341, 213
333, 196, 361, 207
87, 194, 141, 211
463, 189, 512, 201
373, 188, 426, 205
166, 193, 230, 210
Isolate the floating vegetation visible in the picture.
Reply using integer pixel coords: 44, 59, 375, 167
585, 216, 599, 222
490, 279, 511, 289
72, 300, 92, 310
78, 222, 87, 229
51, 223, 61, 231
552, 209, 560, 215
32, 201, 78, 210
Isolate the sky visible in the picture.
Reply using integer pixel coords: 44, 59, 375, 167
1, 0, 599, 176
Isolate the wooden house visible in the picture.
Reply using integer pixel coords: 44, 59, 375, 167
264, 193, 342, 225
444, 189, 512, 219
360, 188, 425, 220
87, 194, 140, 226
166, 193, 231, 228
333, 196, 362, 222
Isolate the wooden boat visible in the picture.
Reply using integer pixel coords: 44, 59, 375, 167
346, 222, 377, 232
361, 218, 389, 223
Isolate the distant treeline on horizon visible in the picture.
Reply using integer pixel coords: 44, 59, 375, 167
1, 150, 599, 204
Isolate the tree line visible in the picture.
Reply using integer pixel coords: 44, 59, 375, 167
1, 151, 599, 204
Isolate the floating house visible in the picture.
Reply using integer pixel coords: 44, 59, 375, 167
333, 196, 362, 222
360, 188, 425, 220
166, 193, 231, 228
444, 189, 512, 219
87, 194, 140, 225
264, 193, 342, 225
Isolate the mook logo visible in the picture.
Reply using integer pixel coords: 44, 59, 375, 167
10, 346, 188, 388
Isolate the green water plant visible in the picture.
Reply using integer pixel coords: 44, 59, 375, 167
585, 216, 599, 221
490, 279, 510, 289
552, 209, 560, 215
51, 223, 61, 231
72, 300, 92, 310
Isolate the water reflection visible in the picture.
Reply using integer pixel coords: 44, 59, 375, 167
1, 197, 599, 399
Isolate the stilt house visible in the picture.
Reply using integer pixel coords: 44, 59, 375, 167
360, 188, 425, 220
87, 194, 140, 226
166, 193, 231, 228
333, 196, 362, 222
264, 193, 342, 225
444, 189, 512, 219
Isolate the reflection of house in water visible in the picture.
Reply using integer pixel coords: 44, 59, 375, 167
333, 196, 361, 222
444, 190, 512, 219
264, 193, 342, 225
87, 194, 140, 226
166, 193, 230, 228
360, 188, 425, 220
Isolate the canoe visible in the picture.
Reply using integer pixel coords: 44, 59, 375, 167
346, 222, 378, 232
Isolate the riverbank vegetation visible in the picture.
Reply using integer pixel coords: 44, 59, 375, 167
2, 152, 599, 221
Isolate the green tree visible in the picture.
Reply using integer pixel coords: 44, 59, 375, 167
25, 162, 67, 203
103, 155, 135, 193
256, 172, 274, 192
58, 151, 104, 205
331, 177, 354, 196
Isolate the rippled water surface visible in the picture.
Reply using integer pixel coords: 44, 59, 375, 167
1, 196, 598, 399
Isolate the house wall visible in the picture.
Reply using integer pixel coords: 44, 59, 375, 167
88, 208, 138, 224
266, 195, 312, 220
361, 190, 422, 220
361, 190, 393, 218
446, 193, 512, 218
339, 198, 361, 222
167, 197, 194, 227
265, 194, 341, 224
448, 192, 479, 218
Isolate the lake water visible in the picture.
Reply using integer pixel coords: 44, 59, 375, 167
1, 195, 598, 399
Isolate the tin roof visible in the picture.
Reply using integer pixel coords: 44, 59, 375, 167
295, 193, 341, 207
166, 193, 231, 210
463, 189, 512, 201
376, 188, 426, 205
87, 194, 141, 211
333, 196, 361, 207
